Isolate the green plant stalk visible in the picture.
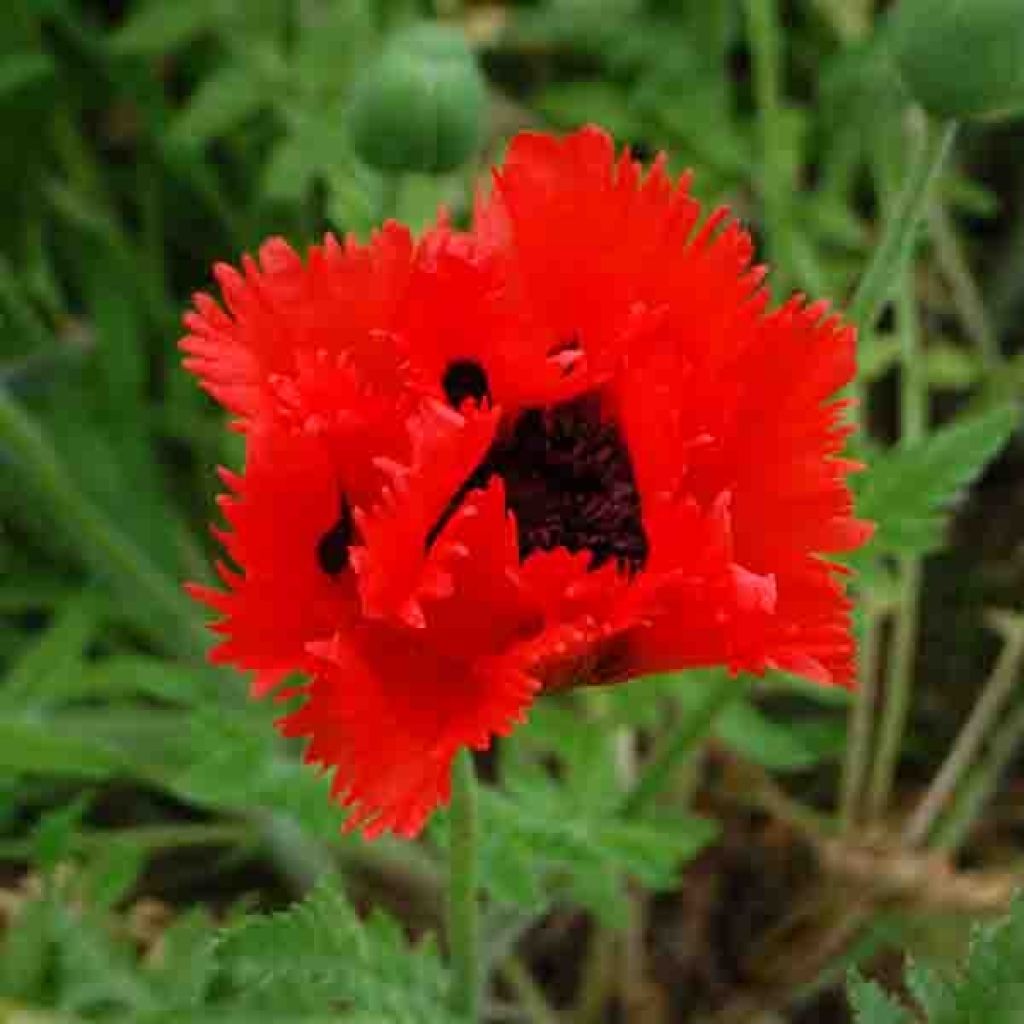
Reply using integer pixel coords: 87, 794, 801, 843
932, 699, 1024, 853
744, 0, 792, 292
928, 199, 1000, 369
847, 117, 958, 333
903, 616, 1024, 847
866, 233, 928, 819
868, 559, 923, 817
0, 391, 207, 661
622, 674, 750, 816
838, 607, 883, 830
448, 750, 481, 1020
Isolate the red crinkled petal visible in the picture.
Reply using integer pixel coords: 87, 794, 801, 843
282, 626, 541, 838
181, 227, 417, 419
350, 398, 500, 628
395, 228, 596, 412
188, 417, 357, 696
474, 125, 706, 378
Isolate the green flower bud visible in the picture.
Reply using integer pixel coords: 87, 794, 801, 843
886, 0, 1024, 121
348, 23, 487, 175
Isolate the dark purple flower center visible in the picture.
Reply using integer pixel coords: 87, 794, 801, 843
432, 367, 648, 573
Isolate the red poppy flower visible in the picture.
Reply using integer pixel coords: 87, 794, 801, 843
182, 126, 871, 838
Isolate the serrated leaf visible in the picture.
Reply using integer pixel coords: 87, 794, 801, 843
848, 972, 913, 1024
849, 894, 1024, 1023
147, 908, 217, 1008
214, 877, 456, 1023
169, 708, 343, 839
856, 406, 1019, 556
459, 705, 718, 925
714, 701, 845, 771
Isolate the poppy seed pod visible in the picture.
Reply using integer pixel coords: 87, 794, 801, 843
348, 23, 487, 175
886, 0, 1024, 121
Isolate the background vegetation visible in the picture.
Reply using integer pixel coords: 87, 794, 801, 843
1, 1, 1023, 1021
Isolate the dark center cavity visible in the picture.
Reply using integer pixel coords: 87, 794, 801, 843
442, 359, 491, 409
316, 496, 355, 575
428, 393, 648, 573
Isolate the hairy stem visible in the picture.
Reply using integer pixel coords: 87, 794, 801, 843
839, 607, 883, 830
449, 750, 481, 1020
928, 199, 1000, 369
847, 115, 958, 333
745, 0, 792, 291
933, 699, 1024, 854
903, 615, 1024, 847
868, 272, 928, 818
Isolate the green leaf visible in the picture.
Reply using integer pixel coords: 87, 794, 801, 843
848, 972, 913, 1024
147, 908, 217, 1009
714, 701, 845, 771
856, 406, 1019, 557
0, 718, 122, 778
460, 705, 718, 925
214, 876, 456, 1022
81, 840, 146, 911
0, 51, 54, 99
77, 655, 217, 708
849, 894, 1024, 1023
2, 596, 100, 707
31, 793, 92, 872
168, 708, 343, 839
169, 62, 269, 148
0, 892, 54, 1000
109, 0, 229, 56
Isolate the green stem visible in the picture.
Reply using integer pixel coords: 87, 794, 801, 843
448, 750, 481, 1021
622, 674, 750, 817
868, 558, 923, 817
839, 607, 883, 830
0, 391, 207, 660
745, 0, 791, 291
867, 276, 928, 818
932, 699, 1024, 854
847, 116, 958, 333
927, 199, 1000, 369
903, 615, 1024, 847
